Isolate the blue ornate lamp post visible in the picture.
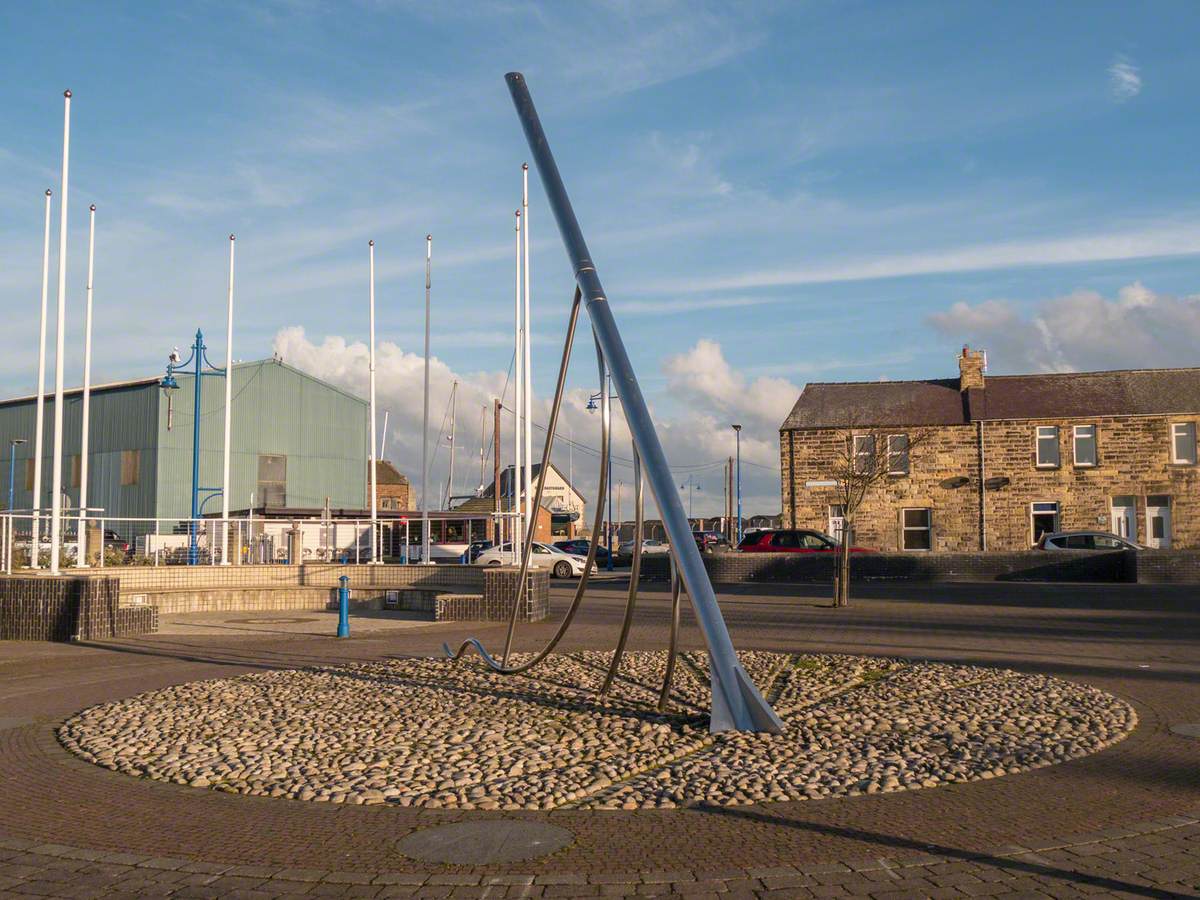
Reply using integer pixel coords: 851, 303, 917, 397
161, 329, 226, 565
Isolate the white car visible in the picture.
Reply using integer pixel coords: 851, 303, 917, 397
617, 538, 671, 558
473, 541, 594, 578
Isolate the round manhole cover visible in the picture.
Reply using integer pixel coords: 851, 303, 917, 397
1169, 723, 1200, 739
223, 617, 320, 625
396, 820, 573, 864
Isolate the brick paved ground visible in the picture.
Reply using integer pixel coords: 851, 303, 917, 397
1, 579, 1198, 898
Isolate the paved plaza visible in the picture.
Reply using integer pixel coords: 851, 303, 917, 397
1, 580, 1198, 898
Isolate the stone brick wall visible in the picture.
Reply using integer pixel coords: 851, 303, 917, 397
783, 414, 1200, 551
0, 576, 157, 641
478, 567, 550, 622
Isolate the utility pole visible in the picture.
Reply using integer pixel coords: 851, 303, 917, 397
420, 234, 432, 564
444, 380, 458, 508
512, 209, 522, 564
219, 234, 234, 564
521, 163, 533, 548
492, 398, 501, 544
732, 424, 743, 545
75, 204, 96, 567
368, 240, 379, 563
31, 188, 52, 569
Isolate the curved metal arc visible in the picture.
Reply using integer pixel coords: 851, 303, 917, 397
657, 558, 682, 712
599, 446, 641, 695
443, 338, 609, 676
501, 286, 582, 666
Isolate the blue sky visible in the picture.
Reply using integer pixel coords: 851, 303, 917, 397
2, 1, 1199, 516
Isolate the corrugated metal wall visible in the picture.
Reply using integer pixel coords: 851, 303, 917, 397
0, 359, 367, 524
155, 359, 367, 518
0, 381, 159, 518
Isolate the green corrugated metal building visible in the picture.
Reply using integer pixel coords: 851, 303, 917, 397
0, 359, 367, 527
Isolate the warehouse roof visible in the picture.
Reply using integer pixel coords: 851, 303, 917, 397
782, 367, 1200, 429
0, 358, 366, 408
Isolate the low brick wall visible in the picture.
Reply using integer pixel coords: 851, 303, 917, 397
1126, 550, 1200, 584
641, 550, 1133, 584
0, 576, 157, 641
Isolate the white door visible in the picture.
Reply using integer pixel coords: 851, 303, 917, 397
1145, 496, 1171, 549
1110, 497, 1136, 541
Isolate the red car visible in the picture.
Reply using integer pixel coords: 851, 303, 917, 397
736, 529, 872, 553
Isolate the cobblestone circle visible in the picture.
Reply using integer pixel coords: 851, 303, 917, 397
58, 651, 1136, 811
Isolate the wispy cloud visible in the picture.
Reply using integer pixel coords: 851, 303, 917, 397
645, 219, 1200, 293
1109, 55, 1142, 102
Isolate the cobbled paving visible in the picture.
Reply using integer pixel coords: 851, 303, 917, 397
58, 651, 1136, 811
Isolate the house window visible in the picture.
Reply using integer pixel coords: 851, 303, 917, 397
887, 434, 909, 475
1035, 426, 1060, 468
852, 435, 876, 475
257, 454, 287, 507
900, 508, 931, 551
120, 450, 140, 486
1171, 422, 1197, 464
1030, 501, 1060, 544
1072, 425, 1097, 467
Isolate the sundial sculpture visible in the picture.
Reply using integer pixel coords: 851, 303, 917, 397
445, 73, 782, 734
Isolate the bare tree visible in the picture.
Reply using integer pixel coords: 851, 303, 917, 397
827, 422, 933, 607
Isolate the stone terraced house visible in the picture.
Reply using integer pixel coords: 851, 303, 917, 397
780, 347, 1200, 552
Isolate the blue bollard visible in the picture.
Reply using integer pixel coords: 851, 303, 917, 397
337, 574, 350, 638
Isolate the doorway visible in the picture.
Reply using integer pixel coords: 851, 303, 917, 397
1145, 495, 1172, 549
1110, 496, 1136, 542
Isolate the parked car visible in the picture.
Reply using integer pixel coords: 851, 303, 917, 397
553, 538, 613, 566
736, 529, 872, 553
692, 530, 730, 553
473, 541, 594, 578
615, 538, 670, 565
1035, 531, 1141, 551
466, 540, 494, 562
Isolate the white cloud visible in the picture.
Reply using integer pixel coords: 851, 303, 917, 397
927, 281, 1200, 373
272, 327, 791, 518
1109, 56, 1142, 103
643, 221, 1200, 294
663, 338, 799, 430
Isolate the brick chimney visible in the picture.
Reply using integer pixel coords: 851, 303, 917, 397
959, 345, 985, 391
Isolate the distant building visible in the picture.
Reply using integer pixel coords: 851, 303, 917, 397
455, 463, 586, 542
0, 358, 367, 534
780, 347, 1200, 551
373, 459, 411, 511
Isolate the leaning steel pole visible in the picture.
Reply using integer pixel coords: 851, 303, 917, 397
504, 72, 782, 733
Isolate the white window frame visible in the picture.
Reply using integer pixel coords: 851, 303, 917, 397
1170, 422, 1197, 465
852, 434, 876, 475
1072, 424, 1097, 467
900, 507, 932, 551
1030, 500, 1060, 545
1035, 425, 1060, 468
887, 433, 909, 476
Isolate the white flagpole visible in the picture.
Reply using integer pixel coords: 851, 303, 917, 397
512, 209, 522, 564
31, 189, 52, 570
49, 90, 71, 576
75, 204, 96, 567
522, 163, 533, 539
220, 234, 235, 564
368, 239, 379, 563
420, 234, 432, 564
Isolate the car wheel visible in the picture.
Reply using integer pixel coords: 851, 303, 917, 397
488, 560, 502, 566
553, 560, 572, 579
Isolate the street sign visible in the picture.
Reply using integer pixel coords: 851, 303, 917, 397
805, 480, 837, 488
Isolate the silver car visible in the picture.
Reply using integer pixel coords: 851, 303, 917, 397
1035, 531, 1141, 551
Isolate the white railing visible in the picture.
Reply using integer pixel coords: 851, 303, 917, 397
0, 510, 506, 573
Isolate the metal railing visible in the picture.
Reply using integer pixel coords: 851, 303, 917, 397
0, 510, 504, 573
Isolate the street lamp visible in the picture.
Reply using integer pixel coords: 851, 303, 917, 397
161, 329, 226, 565
8, 439, 26, 511
732, 424, 742, 545
587, 382, 618, 570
